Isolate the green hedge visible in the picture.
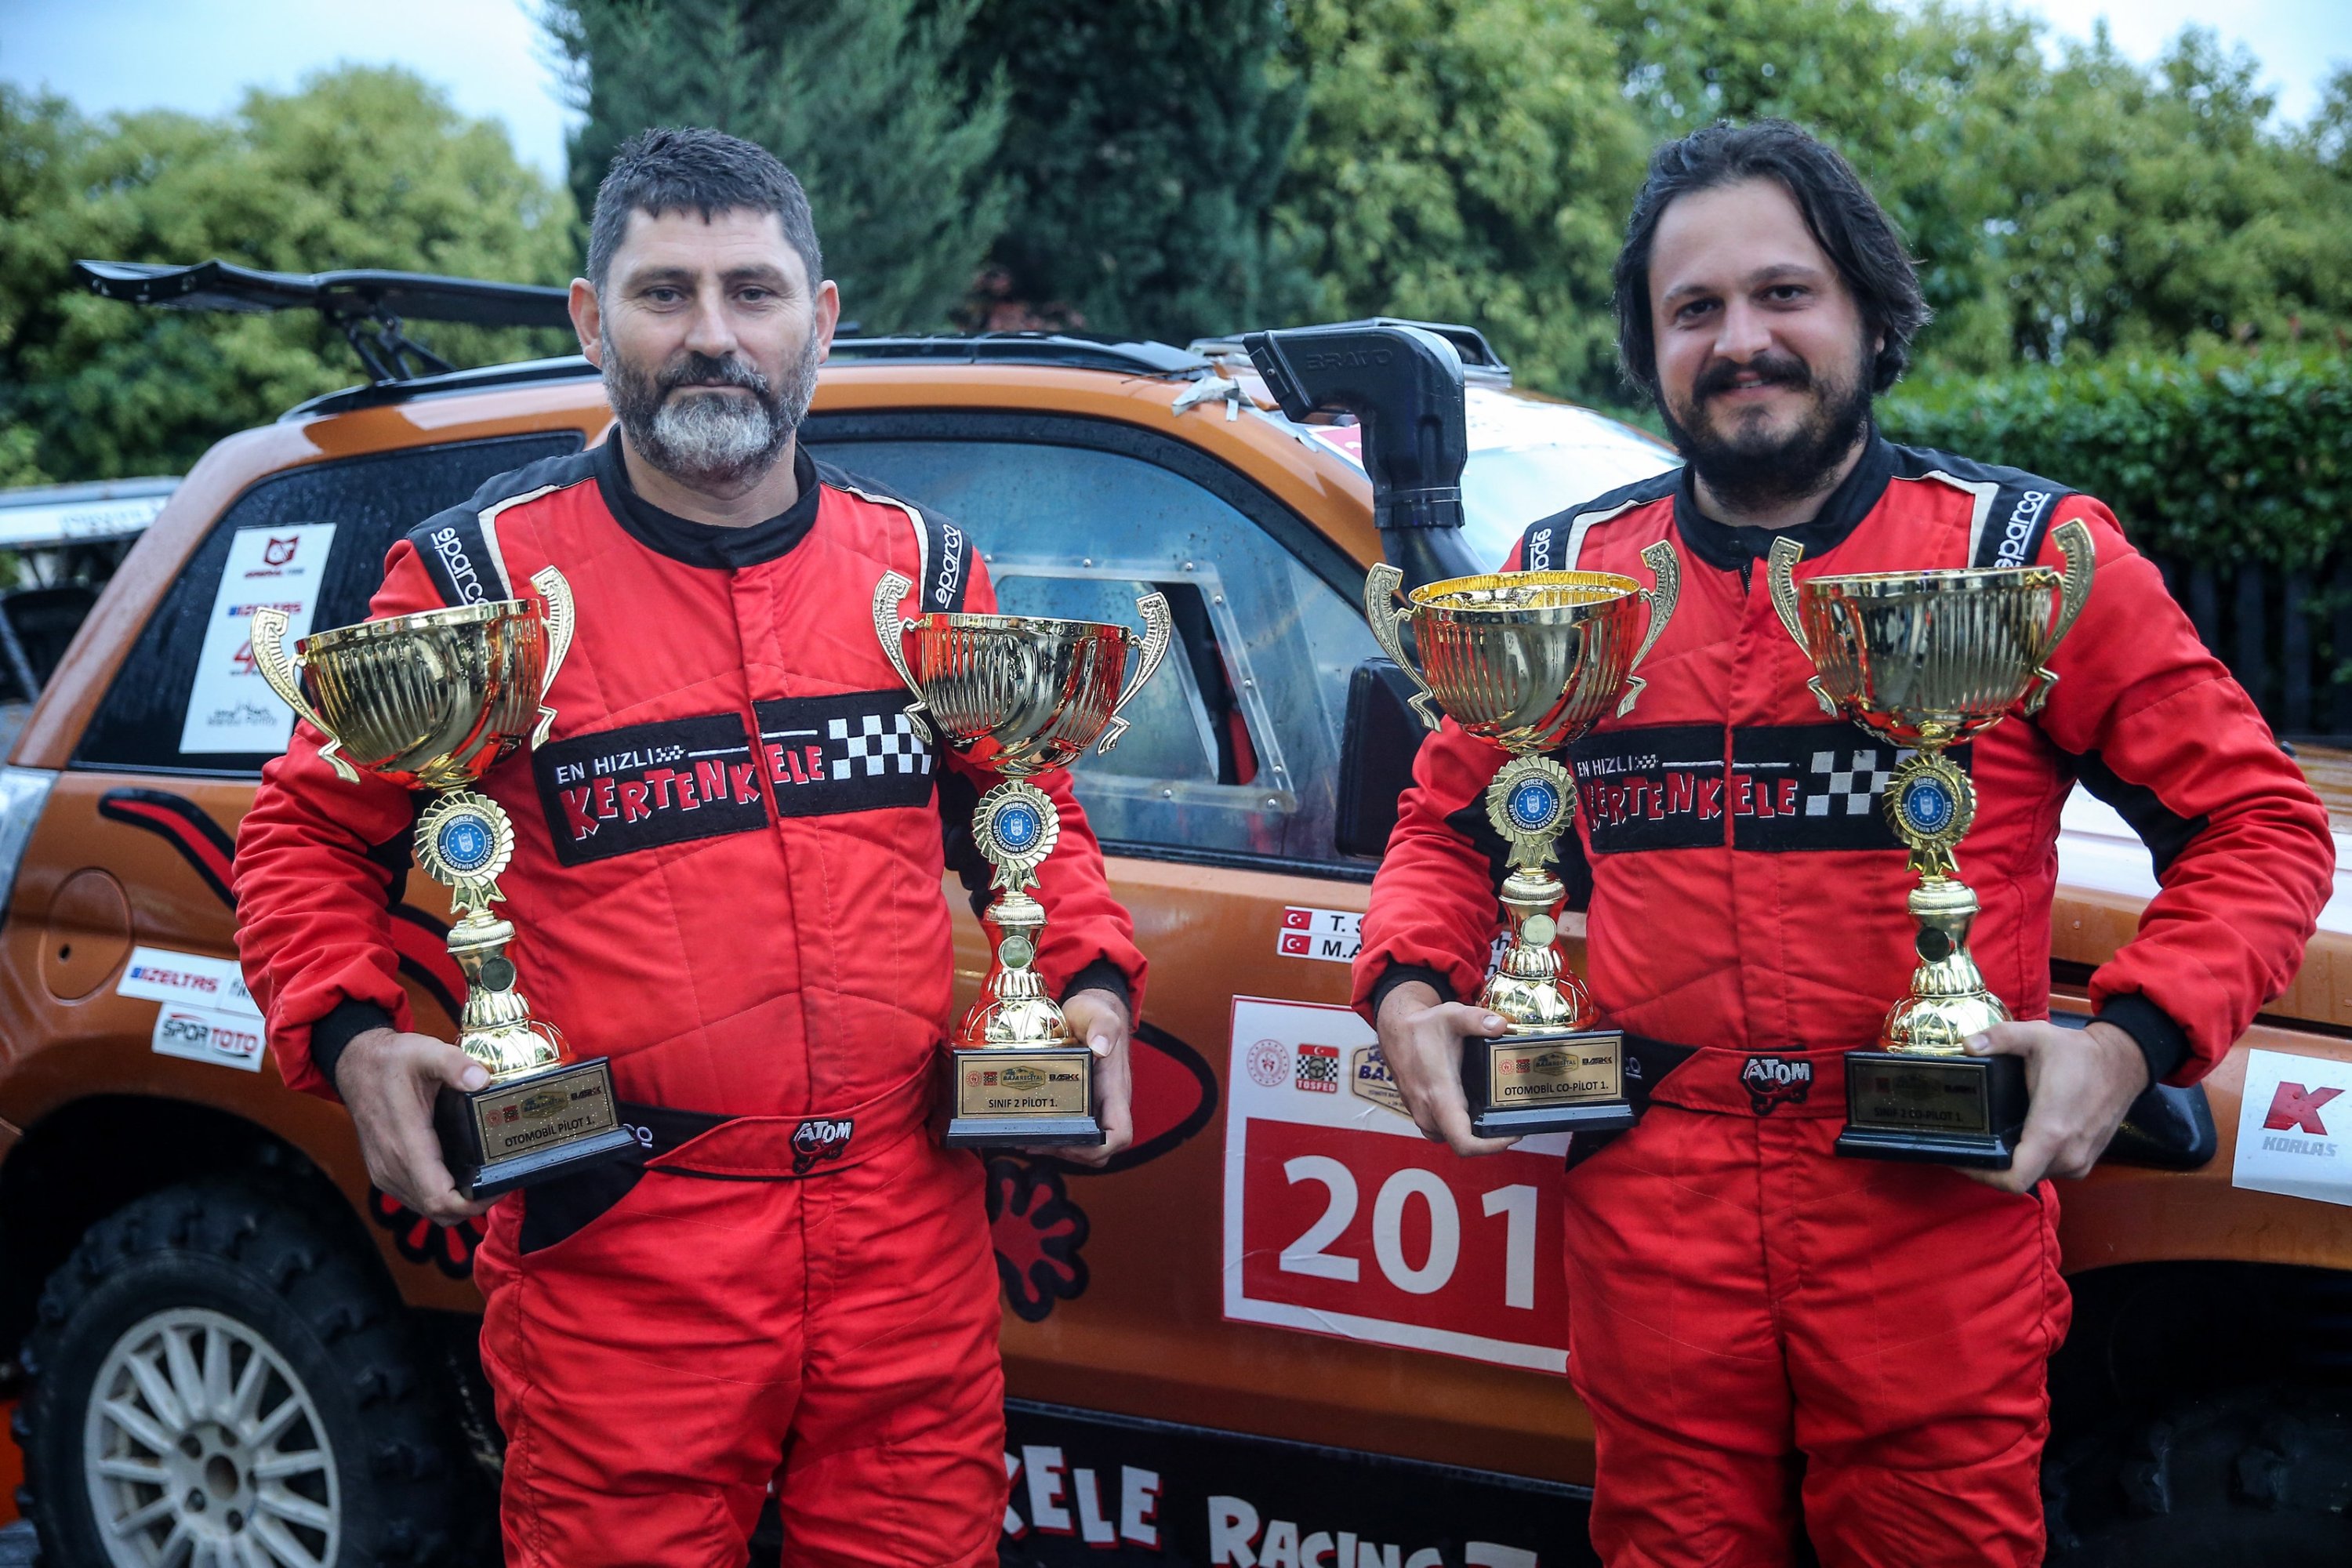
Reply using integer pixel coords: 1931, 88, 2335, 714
1878, 351, 2352, 570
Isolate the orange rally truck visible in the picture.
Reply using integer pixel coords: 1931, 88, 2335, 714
1, 264, 2348, 1567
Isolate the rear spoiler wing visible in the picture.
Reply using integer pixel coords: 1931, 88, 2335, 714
72, 260, 572, 383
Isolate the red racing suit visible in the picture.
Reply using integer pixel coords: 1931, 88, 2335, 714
236, 437, 1146, 1567
1354, 434, 2333, 1566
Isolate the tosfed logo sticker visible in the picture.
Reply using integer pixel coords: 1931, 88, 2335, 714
1295, 1043, 1341, 1094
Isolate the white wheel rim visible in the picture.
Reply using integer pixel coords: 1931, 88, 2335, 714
82, 1306, 341, 1568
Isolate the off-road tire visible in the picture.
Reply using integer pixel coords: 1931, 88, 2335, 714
13, 1179, 472, 1566
2045, 1381, 2352, 1565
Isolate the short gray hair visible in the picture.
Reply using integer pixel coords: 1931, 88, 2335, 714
586, 126, 822, 293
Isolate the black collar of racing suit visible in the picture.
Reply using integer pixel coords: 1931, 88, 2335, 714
1671, 427, 1897, 573
590, 436, 821, 570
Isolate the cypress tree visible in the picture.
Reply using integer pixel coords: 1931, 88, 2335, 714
958, 0, 1309, 343
546, 0, 1011, 332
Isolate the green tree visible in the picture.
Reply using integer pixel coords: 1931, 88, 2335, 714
955, 0, 1308, 342
1978, 29, 2352, 362
546, 0, 1009, 332
0, 70, 574, 483
1595, 1, 2352, 371
1272, 0, 1649, 403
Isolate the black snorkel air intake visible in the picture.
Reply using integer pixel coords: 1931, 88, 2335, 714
1243, 322, 1485, 593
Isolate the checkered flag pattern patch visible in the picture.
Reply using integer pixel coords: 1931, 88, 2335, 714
1806, 747, 1909, 816
829, 712, 931, 779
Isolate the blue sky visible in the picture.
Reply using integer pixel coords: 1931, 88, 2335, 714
1, 0, 2344, 185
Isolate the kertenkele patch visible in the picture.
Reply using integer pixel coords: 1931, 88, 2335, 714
753, 689, 936, 817
532, 711, 769, 866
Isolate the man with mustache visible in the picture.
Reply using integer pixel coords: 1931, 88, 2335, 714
235, 127, 1145, 1565
1356, 121, 2331, 1565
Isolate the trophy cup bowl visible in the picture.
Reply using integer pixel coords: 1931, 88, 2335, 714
1768, 521, 2094, 1167
1368, 544, 1679, 1137
1792, 564, 2071, 747
1407, 573, 1650, 749
296, 603, 547, 788
876, 575, 1173, 1148
251, 573, 636, 1199
903, 612, 1142, 769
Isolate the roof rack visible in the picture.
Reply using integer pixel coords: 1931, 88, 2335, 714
826, 332, 1208, 377
1196, 317, 1512, 385
73, 260, 572, 384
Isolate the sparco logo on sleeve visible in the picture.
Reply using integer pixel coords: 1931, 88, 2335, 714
532, 711, 770, 866
1993, 489, 2055, 568
428, 524, 488, 603
791, 1117, 854, 1174
929, 522, 968, 612
1523, 527, 1555, 571
1740, 1055, 1814, 1114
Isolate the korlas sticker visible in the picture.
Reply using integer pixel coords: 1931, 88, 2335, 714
2233, 1047, 2352, 1207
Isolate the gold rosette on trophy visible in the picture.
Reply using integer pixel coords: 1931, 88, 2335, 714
1768, 521, 2095, 1166
1367, 542, 1679, 1136
873, 572, 1171, 1148
250, 569, 634, 1197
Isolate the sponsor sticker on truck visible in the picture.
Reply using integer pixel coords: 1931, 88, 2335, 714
180, 522, 337, 756
121, 946, 269, 1074
2233, 1047, 2352, 1207
1222, 996, 1572, 1374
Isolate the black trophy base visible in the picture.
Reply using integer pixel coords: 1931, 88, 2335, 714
1465, 1028, 1637, 1139
943, 1044, 1104, 1149
1838, 1049, 2027, 1169
434, 1055, 637, 1200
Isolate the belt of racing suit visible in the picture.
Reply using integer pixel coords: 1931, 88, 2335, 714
1566, 1035, 1849, 1170
611, 1058, 938, 1179
517, 1061, 940, 1254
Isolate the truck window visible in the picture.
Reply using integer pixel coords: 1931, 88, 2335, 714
810, 419, 1378, 868
74, 434, 584, 777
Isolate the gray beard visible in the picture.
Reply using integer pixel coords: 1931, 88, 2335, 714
601, 327, 822, 494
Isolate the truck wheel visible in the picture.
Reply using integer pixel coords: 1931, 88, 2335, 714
2046, 1381, 2352, 1566
12, 1181, 470, 1566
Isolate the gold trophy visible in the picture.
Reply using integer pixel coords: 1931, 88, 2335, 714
1367, 543, 1679, 1136
1767, 522, 2094, 1167
250, 572, 635, 1198
873, 572, 1171, 1147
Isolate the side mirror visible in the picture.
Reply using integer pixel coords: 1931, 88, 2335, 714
1336, 659, 1425, 858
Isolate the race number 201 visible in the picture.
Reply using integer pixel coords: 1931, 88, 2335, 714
1222, 996, 1572, 1374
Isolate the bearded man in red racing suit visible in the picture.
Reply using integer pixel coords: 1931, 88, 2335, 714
235, 129, 1145, 1567
1355, 122, 2333, 1567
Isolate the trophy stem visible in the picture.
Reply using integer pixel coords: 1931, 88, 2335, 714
445, 907, 568, 1079
959, 858, 1074, 1051
944, 789, 1099, 1146
1476, 758, 1596, 1033
1477, 864, 1595, 1031
412, 789, 566, 1083
1880, 873, 2013, 1054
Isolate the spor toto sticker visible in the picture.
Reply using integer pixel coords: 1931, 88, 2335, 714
151, 1004, 266, 1073
2233, 1047, 2352, 1207
1223, 996, 1572, 1375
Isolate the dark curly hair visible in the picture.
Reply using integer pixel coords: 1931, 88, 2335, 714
1613, 121, 1929, 401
